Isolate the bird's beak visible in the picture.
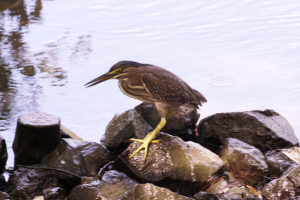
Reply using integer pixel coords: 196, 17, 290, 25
84, 72, 115, 88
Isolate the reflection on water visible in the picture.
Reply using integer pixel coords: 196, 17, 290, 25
0, 0, 300, 167
0, 0, 68, 166
0, 0, 38, 131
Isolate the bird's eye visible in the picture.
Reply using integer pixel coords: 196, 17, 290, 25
115, 68, 122, 73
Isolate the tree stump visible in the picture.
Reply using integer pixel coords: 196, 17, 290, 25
13, 113, 61, 166
0, 136, 8, 174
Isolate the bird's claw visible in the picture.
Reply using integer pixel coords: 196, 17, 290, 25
129, 138, 160, 143
128, 137, 160, 160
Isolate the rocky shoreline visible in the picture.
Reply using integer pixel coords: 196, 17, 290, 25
0, 103, 299, 200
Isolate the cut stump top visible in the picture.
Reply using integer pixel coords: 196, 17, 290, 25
18, 112, 60, 127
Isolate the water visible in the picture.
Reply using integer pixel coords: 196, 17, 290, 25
1, 0, 300, 167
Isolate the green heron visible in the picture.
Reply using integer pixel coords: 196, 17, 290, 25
85, 61, 207, 160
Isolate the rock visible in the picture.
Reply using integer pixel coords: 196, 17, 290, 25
117, 183, 194, 200
68, 170, 138, 200
265, 149, 298, 178
42, 187, 65, 200
197, 110, 298, 154
4, 166, 65, 200
261, 176, 295, 199
0, 174, 6, 190
41, 138, 110, 177
101, 109, 152, 148
13, 112, 62, 166
220, 138, 268, 184
261, 165, 300, 200
202, 172, 262, 199
0, 191, 10, 200
135, 103, 199, 136
194, 191, 219, 200
81, 176, 99, 185
0, 136, 8, 175
120, 133, 223, 183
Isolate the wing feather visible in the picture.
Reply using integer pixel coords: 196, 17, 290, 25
141, 73, 199, 106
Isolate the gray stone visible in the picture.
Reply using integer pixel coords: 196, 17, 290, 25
135, 102, 199, 135
265, 150, 298, 178
120, 133, 223, 182
220, 138, 268, 184
101, 109, 153, 148
4, 167, 65, 200
0, 136, 8, 175
13, 112, 61, 166
41, 138, 109, 176
68, 170, 138, 200
117, 183, 194, 200
198, 110, 298, 154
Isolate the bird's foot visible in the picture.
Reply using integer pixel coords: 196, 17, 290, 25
128, 137, 160, 160
129, 138, 160, 143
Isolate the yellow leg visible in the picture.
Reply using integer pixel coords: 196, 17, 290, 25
128, 117, 167, 160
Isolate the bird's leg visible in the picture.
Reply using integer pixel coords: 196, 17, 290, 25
128, 109, 171, 160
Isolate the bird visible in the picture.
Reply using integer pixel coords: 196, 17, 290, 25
85, 61, 207, 160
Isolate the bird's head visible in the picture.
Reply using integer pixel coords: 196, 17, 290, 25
85, 61, 142, 87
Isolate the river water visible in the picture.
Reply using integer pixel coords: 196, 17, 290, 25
1, 0, 300, 167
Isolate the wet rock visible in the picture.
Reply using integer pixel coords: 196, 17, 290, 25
0, 136, 8, 175
198, 109, 298, 154
42, 187, 65, 200
13, 112, 62, 166
4, 167, 65, 200
0, 191, 10, 200
68, 170, 138, 200
0, 174, 6, 190
261, 165, 300, 200
202, 172, 262, 199
261, 176, 295, 199
117, 183, 194, 200
220, 138, 268, 184
194, 191, 219, 200
120, 133, 224, 183
81, 176, 99, 185
135, 102, 199, 136
101, 109, 152, 148
41, 138, 109, 177
265, 149, 298, 178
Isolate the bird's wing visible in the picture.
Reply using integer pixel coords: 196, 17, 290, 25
141, 73, 199, 105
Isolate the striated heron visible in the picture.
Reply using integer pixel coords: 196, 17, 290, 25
85, 61, 207, 160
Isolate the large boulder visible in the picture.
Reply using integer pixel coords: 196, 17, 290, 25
220, 138, 268, 184
117, 183, 194, 200
41, 138, 110, 177
120, 133, 224, 183
101, 109, 152, 148
197, 110, 298, 154
68, 170, 138, 200
4, 166, 66, 200
13, 112, 62, 166
135, 103, 200, 136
